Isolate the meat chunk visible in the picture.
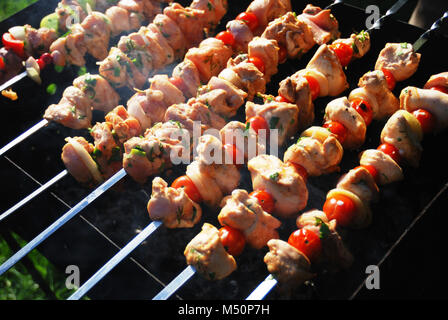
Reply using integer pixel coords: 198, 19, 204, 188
0, 48, 23, 85
245, 98, 299, 146
81, 12, 112, 60
105, 6, 132, 36
191, 0, 228, 30
297, 4, 339, 45
374, 42, 421, 82
357, 70, 399, 120
153, 13, 186, 60
248, 154, 308, 217
50, 25, 87, 67
73, 73, 120, 113
247, 0, 292, 35
283, 126, 343, 176
332, 31, 370, 59
324, 97, 366, 149
147, 177, 202, 228
149, 74, 185, 107
359, 149, 403, 185
306, 44, 348, 96
264, 239, 314, 290
262, 12, 315, 61
400, 86, 448, 131
380, 110, 423, 167
336, 167, 379, 203
226, 20, 253, 53
126, 89, 167, 130
172, 59, 202, 98
184, 223, 237, 280
44, 86, 92, 129
424, 72, 448, 91
104, 105, 142, 144
218, 189, 281, 249
24, 25, 58, 57
248, 36, 279, 82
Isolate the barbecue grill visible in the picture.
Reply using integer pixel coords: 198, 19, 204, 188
1, 0, 448, 301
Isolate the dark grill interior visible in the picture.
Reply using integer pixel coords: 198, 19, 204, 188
0, 0, 447, 299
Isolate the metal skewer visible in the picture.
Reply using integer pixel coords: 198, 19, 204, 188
0, 119, 48, 156
0, 71, 27, 92
244, 9, 448, 301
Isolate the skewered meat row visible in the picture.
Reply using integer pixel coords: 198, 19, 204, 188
0, 0, 167, 85
45, 0, 230, 130
263, 74, 448, 292
60, 0, 298, 186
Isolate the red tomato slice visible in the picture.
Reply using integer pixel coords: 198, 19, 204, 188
288, 162, 308, 183
2, 33, 25, 58
246, 115, 269, 135
329, 42, 353, 67
274, 95, 291, 103
215, 31, 235, 47
351, 98, 373, 126
288, 228, 322, 262
323, 194, 357, 227
359, 165, 379, 184
248, 56, 265, 74
249, 190, 275, 213
323, 121, 348, 144
0, 56, 5, 70
219, 226, 246, 256
377, 143, 401, 164
171, 175, 202, 203
381, 68, 396, 91
303, 75, 320, 101
235, 12, 259, 32
412, 108, 436, 134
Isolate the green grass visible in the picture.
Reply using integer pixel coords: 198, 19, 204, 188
0, 232, 82, 300
0, 0, 38, 22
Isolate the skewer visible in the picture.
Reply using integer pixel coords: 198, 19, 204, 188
244, 11, 448, 300
150, 0, 413, 301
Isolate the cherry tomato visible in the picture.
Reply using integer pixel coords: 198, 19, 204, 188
377, 143, 401, 164
303, 75, 320, 101
278, 45, 287, 63
0, 56, 5, 70
248, 56, 265, 73
168, 76, 187, 93
288, 162, 308, 183
274, 95, 291, 103
288, 228, 322, 262
323, 194, 357, 227
381, 68, 396, 91
235, 12, 259, 32
40, 52, 53, 65
246, 115, 269, 135
351, 98, 373, 126
223, 143, 242, 166
2, 33, 25, 57
171, 175, 202, 203
215, 31, 235, 47
358, 165, 379, 184
219, 226, 246, 256
412, 108, 436, 134
323, 121, 348, 144
249, 190, 275, 213
429, 85, 448, 94
36, 58, 45, 70
328, 42, 353, 67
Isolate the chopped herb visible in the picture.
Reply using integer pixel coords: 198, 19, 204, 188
78, 66, 87, 76
70, 106, 76, 114
401, 42, 408, 49
269, 116, 280, 129
131, 146, 146, 157
46, 83, 57, 95
269, 172, 280, 181
113, 67, 121, 77
315, 217, 330, 239
176, 206, 183, 224
54, 65, 64, 73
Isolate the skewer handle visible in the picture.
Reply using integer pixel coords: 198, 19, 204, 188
413, 11, 448, 52
368, 0, 410, 32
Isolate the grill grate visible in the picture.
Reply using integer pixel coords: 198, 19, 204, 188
1, 0, 448, 300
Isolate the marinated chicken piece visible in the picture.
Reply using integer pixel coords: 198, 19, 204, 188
44, 86, 92, 129
172, 59, 201, 98
80, 12, 112, 60
62, 137, 103, 186
56, 0, 88, 34
375, 42, 421, 82
248, 154, 308, 217
105, 105, 142, 144
283, 126, 343, 176
297, 4, 339, 45
184, 223, 237, 280
336, 166, 379, 203
219, 189, 281, 249
359, 149, 403, 185
220, 58, 266, 101
126, 89, 167, 130
116, 0, 149, 30
400, 86, 448, 131
73, 73, 120, 113
245, 98, 299, 146
147, 177, 202, 228
295, 68, 329, 98
296, 210, 354, 270
324, 97, 367, 149
332, 31, 370, 59
424, 72, 448, 91
149, 74, 185, 106
248, 36, 279, 82
226, 20, 253, 53
50, 26, 87, 66
105, 6, 133, 36
306, 44, 348, 96
185, 37, 233, 83
220, 121, 267, 161
24, 25, 58, 57
163, 3, 207, 47
278, 73, 313, 130
145, 23, 175, 65
164, 100, 226, 133
357, 70, 399, 120
117, 33, 153, 76
380, 110, 423, 167
0, 48, 22, 85
262, 12, 315, 61
90, 121, 118, 159
191, 0, 228, 30
247, 0, 292, 35
197, 77, 248, 117
264, 239, 314, 290
153, 13, 186, 60
123, 135, 168, 184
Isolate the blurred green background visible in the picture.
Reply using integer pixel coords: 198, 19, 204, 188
0, 0, 38, 22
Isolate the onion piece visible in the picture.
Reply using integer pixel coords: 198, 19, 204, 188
25, 57, 42, 84
66, 137, 104, 184
8, 26, 26, 41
